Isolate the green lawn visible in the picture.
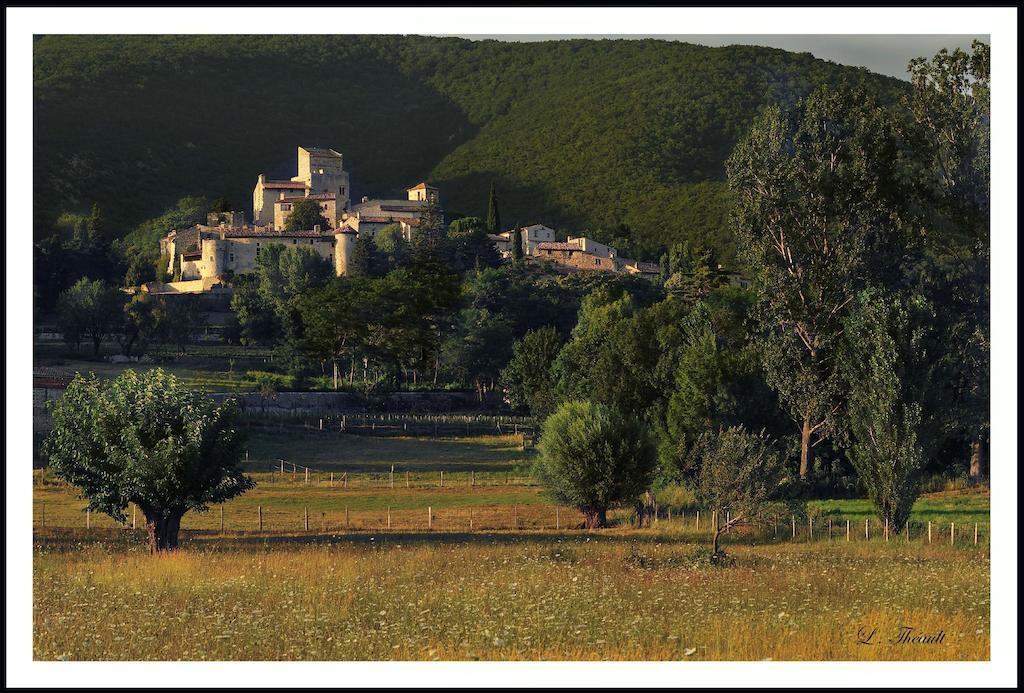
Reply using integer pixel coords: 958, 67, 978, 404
811, 492, 990, 524
243, 430, 533, 474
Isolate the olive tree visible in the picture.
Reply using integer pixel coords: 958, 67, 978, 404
42, 369, 254, 552
534, 400, 656, 528
694, 426, 793, 556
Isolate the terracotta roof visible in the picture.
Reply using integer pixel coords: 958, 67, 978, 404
221, 229, 332, 238
263, 180, 307, 189
275, 193, 336, 204
536, 241, 582, 251
406, 182, 436, 191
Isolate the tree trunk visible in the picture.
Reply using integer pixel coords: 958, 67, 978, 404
799, 415, 812, 480
142, 507, 185, 553
582, 508, 608, 529
333, 360, 339, 390
968, 434, 985, 482
712, 526, 722, 555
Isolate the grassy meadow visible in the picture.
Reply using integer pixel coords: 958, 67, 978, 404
32, 432, 991, 661
33, 531, 989, 661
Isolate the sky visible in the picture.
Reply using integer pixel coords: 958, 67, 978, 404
448, 35, 988, 80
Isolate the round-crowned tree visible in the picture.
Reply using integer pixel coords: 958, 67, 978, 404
534, 400, 656, 528
42, 369, 255, 552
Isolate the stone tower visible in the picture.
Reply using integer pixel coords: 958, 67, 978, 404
333, 227, 358, 276
296, 147, 350, 212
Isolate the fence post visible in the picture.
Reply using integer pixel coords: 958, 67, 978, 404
387, 507, 391, 530
791, 515, 795, 539
470, 508, 474, 530
132, 504, 137, 530
905, 521, 909, 542
846, 519, 850, 542
556, 507, 560, 530
428, 506, 433, 530
258, 505, 263, 532
305, 468, 309, 486
280, 459, 284, 475
696, 510, 699, 531
974, 523, 978, 545
87, 508, 91, 529
513, 505, 518, 529
440, 471, 444, 488
884, 517, 889, 542
828, 518, 832, 541
406, 471, 410, 488
390, 465, 394, 489
471, 470, 475, 488
928, 521, 932, 543
319, 418, 323, 431
346, 506, 349, 528
344, 473, 348, 489
331, 472, 334, 487
865, 518, 869, 541
304, 507, 309, 531
950, 522, 954, 545
220, 505, 224, 533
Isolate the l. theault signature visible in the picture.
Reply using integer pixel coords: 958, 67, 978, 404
857, 625, 946, 645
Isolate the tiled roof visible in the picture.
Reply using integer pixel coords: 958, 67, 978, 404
301, 147, 342, 157
536, 241, 582, 251
275, 193, 336, 204
221, 228, 332, 238
406, 182, 436, 191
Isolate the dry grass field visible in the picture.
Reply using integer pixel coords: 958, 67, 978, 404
33, 531, 989, 661
31, 433, 990, 661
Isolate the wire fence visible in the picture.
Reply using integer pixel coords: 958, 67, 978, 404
240, 412, 538, 442
31, 501, 991, 546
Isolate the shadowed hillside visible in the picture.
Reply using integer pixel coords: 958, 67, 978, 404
33, 34, 904, 261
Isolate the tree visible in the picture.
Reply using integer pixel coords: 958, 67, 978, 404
485, 182, 501, 234
117, 293, 158, 357
499, 325, 563, 420
694, 426, 792, 556
411, 196, 447, 264
298, 277, 376, 388
374, 223, 411, 271
284, 198, 332, 232
726, 82, 912, 479
510, 226, 524, 262
443, 308, 514, 399
348, 233, 382, 278
448, 216, 501, 273
905, 41, 990, 481
660, 242, 725, 304
534, 400, 657, 528
56, 278, 125, 355
42, 369, 254, 552
840, 288, 942, 529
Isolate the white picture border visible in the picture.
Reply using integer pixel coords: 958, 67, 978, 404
5, 5, 1017, 688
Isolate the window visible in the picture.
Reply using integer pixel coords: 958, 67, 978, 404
229, 253, 234, 262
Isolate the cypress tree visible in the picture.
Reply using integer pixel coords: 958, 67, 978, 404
485, 182, 501, 234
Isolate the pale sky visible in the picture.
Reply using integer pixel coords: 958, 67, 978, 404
449, 35, 988, 80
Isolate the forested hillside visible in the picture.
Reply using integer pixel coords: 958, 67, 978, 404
33, 35, 903, 261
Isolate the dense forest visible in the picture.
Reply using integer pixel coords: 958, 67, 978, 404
34, 35, 904, 265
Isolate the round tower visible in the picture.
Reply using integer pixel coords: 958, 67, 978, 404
333, 227, 358, 276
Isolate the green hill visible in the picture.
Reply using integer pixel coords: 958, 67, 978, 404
33, 35, 904, 261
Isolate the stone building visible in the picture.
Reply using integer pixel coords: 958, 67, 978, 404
493, 224, 557, 258
530, 236, 659, 280
341, 183, 438, 239
252, 146, 350, 227
273, 192, 339, 231
160, 223, 357, 285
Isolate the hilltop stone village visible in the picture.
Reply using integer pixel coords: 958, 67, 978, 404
151, 146, 660, 294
